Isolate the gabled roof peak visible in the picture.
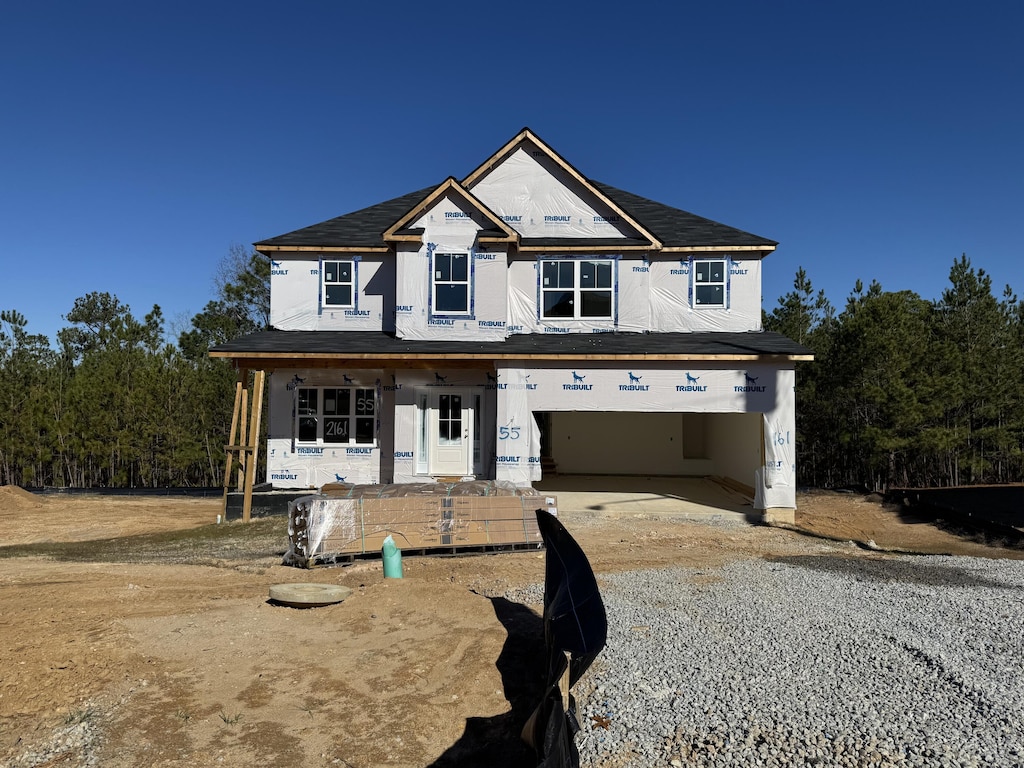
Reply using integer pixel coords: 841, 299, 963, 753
462, 128, 662, 249
254, 129, 776, 254
382, 176, 518, 244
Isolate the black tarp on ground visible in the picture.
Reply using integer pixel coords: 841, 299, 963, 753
524, 509, 608, 768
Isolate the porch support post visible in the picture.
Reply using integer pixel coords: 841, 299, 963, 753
242, 370, 266, 523
221, 368, 248, 521
221, 367, 265, 523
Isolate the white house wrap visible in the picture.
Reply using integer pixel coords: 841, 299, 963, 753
212, 128, 812, 522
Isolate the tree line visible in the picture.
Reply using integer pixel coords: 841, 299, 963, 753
765, 255, 1024, 490
0, 247, 269, 488
1, 250, 1019, 490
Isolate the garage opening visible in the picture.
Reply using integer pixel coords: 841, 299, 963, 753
536, 410, 761, 483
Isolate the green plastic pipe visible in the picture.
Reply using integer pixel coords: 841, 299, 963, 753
382, 535, 403, 579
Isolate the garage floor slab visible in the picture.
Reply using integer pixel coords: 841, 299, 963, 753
533, 475, 755, 522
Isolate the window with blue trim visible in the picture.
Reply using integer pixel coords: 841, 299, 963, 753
322, 260, 355, 307
692, 258, 727, 308
540, 259, 614, 319
432, 252, 470, 314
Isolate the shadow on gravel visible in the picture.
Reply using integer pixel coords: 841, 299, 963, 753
428, 596, 545, 768
771, 554, 1018, 590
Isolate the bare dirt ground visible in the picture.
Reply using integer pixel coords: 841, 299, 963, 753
1, 485, 1020, 768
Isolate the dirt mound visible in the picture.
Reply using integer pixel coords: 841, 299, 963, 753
0, 484, 46, 510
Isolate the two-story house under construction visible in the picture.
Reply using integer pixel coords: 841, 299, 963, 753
211, 128, 812, 521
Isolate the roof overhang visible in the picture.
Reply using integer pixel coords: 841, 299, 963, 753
662, 244, 777, 254
211, 351, 813, 371
256, 245, 391, 254
209, 331, 814, 370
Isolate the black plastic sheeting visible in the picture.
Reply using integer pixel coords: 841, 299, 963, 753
524, 509, 608, 768
886, 485, 1024, 532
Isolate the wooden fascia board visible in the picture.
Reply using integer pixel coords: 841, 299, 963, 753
244, 240, 773, 258
210, 351, 814, 364
454, 181, 520, 239
381, 181, 451, 240
661, 245, 777, 254
461, 128, 532, 187
518, 243, 655, 253
382, 178, 518, 242
256, 245, 390, 254
463, 128, 663, 250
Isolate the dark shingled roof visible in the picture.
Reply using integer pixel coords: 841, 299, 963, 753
211, 331, 812, 359
255, 181, 776, 251
590, 182, 777, 249
257, 186, 436, 249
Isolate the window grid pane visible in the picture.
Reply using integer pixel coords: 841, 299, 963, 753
696, 285, 725, 306
434, 253, 470, 314
692, 259, 727, 308
295, 386, 375, 445
541, 259, 614, 320
298, 389, 317, 415
436, 284, 468, 313
580, 261, 597, 288
543, 290, 575, 317
436, 254, 452, 281
580, 291, 612, 317
325, 285, 352, 306
355, 418, 374, 443
438, 394, 462, 446
558, 262, 574, 287
323, 260, 354, 307
450, 254, 468, 281
324, 417, 348, 443
355, 389, 374, 415
299, 417, 318, 442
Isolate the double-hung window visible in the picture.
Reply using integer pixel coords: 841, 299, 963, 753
432, 252, 470, 314
540, 259, 614, 319
322, 260, 355, 307
297, 387, 375, 444
692, 259, 727, 308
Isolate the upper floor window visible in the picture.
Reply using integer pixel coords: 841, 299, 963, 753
693, 259, 727, 308
541, 259, 614, 319
297, 386, 376, 444
432, 252, 470, 314
322, 260, 354, 307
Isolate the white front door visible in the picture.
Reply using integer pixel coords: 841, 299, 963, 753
428, 390, 472, 475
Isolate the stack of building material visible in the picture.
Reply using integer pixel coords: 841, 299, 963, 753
285, 481, 556, 567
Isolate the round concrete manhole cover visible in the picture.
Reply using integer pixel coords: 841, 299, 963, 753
269, 583, 353, 608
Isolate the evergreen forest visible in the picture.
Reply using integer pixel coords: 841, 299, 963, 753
764, 255, 1023, 490
1, 251, 1020, 491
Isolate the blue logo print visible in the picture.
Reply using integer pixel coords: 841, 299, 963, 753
734, 372, 767, 393
564, 371, 592, 391
620, 372, 649, 392
676, 372, 707, 393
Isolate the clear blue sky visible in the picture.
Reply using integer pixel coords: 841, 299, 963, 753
2, 1, 1021, 345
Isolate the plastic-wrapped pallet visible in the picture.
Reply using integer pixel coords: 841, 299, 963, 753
284, 483, 555, 568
